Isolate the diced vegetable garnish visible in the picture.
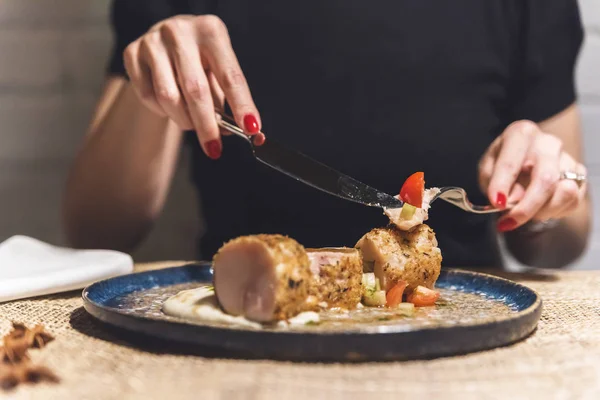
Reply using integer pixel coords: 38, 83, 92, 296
362, 272, 376, 289
399, 203, 417, 220
396, 302, 415, 316
400, 172, 425, 208
386, 280, 407, 308
361, 273, 387, 306
362, 290, 387, 307
406, 285, 440, 307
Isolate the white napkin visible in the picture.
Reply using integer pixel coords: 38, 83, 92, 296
0, 235, 134, 303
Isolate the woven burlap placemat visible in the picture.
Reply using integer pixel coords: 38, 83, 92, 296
1, 262, 599, 400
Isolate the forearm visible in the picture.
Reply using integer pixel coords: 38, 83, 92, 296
504, 198, 592, 268
63, 79, 183, 251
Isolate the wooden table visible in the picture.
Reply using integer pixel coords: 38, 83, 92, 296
1, 262, 599, 400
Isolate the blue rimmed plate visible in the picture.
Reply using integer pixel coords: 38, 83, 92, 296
82, 263, 542, 361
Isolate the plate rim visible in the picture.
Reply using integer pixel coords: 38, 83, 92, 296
81, 263, 543, 337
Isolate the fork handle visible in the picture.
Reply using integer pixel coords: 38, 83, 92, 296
215, 109, 255, 144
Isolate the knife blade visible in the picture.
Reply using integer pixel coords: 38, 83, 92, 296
216, 111, 403, 209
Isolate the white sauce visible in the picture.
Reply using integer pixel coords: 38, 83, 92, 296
163, 287, 262, 329
163, 286, 320, 329
278, 311, 320, 327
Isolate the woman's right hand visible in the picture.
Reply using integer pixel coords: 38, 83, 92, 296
123, 15, 263, 160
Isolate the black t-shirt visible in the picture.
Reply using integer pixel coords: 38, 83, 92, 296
108, 0, 583, 267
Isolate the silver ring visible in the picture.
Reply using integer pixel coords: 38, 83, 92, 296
560, 171, 586, 186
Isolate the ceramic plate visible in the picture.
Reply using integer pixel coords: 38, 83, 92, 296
82, 263, 542, 361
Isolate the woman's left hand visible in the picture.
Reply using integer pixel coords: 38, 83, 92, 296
478, 120, 587, 233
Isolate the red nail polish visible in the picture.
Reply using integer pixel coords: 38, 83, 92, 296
497, 218, 518, 233
496, 192, 507, 208
205, 140, 222, 160
243, 114, 260, 134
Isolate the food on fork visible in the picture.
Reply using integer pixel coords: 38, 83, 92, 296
384, 172, 440, 231
384, 189, 439, 231
399, 171, 426, 208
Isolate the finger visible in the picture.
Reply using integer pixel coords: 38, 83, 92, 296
498, 133, 562, 232
207, 70, 225, 109
487, 121, 537, 209
207, 71, 266, 144
139, 33, 194, 130
507, 182, 526, 205
124, 40, 166, 116
253, 132, 266, 146
160, 22, 221, 159
563, 153, 589, 203
575, 162, 589, 202
540, 154, 588, 220
207, 70, 231, 136
197, 16, 262, 135
534, 180, 580, 221
477, 137, 499, 194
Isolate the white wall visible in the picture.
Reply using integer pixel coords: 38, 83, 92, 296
569, 0, 600, 269
0, 1, 597, 267
0, 0, 199, 262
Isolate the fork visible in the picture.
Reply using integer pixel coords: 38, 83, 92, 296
430, 187, 510, 214
432, 171, 587, 214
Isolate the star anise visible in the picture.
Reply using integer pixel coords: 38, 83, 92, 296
24, 324, 54, 349
0, 338, 30, 363
6, 322, 27, 339
0, 362, 59, 390
0, 322, 54, 363
4, 322, 54, 350
0, 322, 59, 391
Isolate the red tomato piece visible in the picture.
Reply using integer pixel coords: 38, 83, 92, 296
399, 172, 425, 207
407, 286, 440, 307
386, 281, 408, 308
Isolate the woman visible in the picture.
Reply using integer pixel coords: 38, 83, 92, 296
62, 0, 591, 268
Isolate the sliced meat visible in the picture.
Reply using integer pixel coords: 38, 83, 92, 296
384, 188, 440, 231
355, 224, 442, 292
213, 234, 311, 322
304, 248, 362, 310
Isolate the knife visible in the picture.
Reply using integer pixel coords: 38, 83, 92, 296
215, 110, 403, 209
